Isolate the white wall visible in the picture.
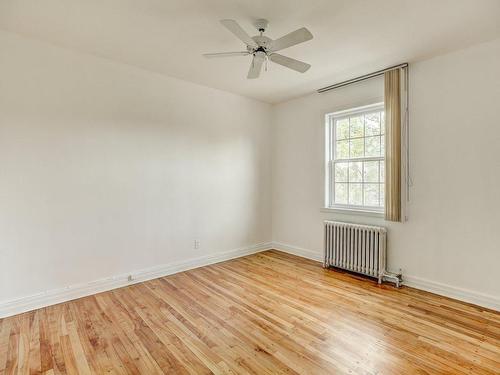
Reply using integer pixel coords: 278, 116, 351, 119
0, 31, 272, 305
272, 38, 500, 308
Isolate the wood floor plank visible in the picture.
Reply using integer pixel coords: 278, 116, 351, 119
1, 250, 499, 374
0, 319, 12, 373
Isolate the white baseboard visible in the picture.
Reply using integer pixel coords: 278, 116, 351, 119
403, 275, 500, 311
271, 241, 499, 312
4, 241, 497, 317
0, 242, 273, 318
271, 241, 323, 262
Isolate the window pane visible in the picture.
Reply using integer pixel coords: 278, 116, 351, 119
349, 116, 364, 138
364, 184, 379, 207
349, 183, 363, 205
334, 162, 348, 182
380, 162, 385, 182
336, 140, 349, 159
335, 183, 348, 204
381, 111, 385, 133
380, 135, 385, 155
365, 136, 381, 157
363, 184, 380, 207
364, 161, 379, 182
349, 161, 362, 182
380, 183, 385, 205
365, 112, 380, 136
349, 138, 364, 158
336, 119, 349, 140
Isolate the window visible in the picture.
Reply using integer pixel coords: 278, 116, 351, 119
325, 103, 385, 213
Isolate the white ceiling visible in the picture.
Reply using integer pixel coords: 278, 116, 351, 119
1, 0, 499, 103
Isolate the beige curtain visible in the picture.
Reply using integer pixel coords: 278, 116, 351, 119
384, 69, 401, 222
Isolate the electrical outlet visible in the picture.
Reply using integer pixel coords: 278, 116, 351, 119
194, 240, 200, 249
127, 275, 133, 282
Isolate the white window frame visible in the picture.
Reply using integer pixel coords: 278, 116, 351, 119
324, 102, 385, 215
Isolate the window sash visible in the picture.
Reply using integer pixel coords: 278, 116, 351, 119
329, 160, 384, 208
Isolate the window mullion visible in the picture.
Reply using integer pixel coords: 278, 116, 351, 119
347, 117, 351, 205
330, 160, 334, 207
362, 114, 366, 207
361, 159, 365, 207
378, 160, 380, 207
329, 117, 334, 207
335, 156, 383, 163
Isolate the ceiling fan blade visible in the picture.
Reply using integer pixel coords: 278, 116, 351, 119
247, 55, 264, 79
270, 27, 313, 52
269, 53, 311, 73
220, 19, 258, 48
203, 51, 250, 58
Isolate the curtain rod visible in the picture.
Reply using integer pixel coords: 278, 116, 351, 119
317, 63, 408, 93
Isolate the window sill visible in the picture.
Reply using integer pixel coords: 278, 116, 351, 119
320, 207, 384, 218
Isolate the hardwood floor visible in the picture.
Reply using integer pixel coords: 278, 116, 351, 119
1, 250, 499, 374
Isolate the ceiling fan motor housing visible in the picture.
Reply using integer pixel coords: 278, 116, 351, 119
251, 35, 272, 52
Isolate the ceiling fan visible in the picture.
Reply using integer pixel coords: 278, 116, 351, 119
203, 19, 313, 79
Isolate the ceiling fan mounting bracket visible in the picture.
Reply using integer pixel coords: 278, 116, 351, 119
254, 19, 269, 33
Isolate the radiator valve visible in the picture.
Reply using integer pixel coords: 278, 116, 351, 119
381, 271, 403, 288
